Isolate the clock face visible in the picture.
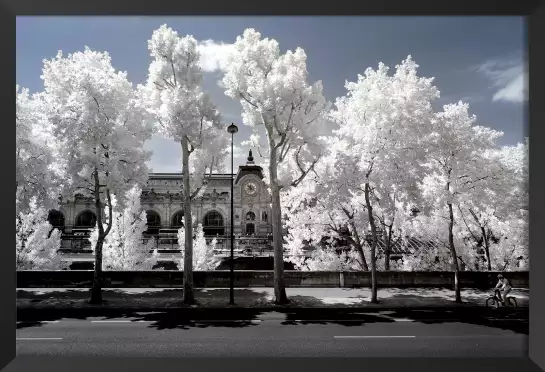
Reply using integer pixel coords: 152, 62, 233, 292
244, 182, 257, 195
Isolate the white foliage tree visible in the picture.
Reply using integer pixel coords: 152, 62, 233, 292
177, 224, 220, 271
16, 85, 64, 214
90, 186, 159, 271
416, 101, 503, 302
283, 165, 372, 272
327, 56, 439, 302
399, 211, 475, 272
139, 25, 227, 304
16, 198, 64, 270
221, 29, 330, 304
41, 47, 153, 303
455, 140, 529, 271
295, 246, 360, 272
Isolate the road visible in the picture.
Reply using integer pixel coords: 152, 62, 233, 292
16, 308, 528, 357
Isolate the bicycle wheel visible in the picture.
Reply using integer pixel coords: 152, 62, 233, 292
507, 297, 518, 308
486, 297, 499, 309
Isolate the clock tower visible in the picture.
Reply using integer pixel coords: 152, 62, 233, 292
233, 150, 271, 237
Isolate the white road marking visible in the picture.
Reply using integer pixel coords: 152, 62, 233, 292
16, 338, 63, 340
489, 318, 527, 321
89, 319, 262, 324
195, 320, 262, 323
291, 319, 414, 322
334, 336, 416, 339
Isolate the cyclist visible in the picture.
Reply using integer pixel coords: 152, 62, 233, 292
494, 274, 512, 305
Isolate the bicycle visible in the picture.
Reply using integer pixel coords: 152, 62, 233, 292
486, 289, 518, 309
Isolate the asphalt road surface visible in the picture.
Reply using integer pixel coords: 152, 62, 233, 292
16, 308, 528, 357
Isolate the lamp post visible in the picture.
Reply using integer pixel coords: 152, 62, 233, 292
227, 123, 238, 305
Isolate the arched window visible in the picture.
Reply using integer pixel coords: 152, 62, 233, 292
48, 210, 65, 231
146, 211, 161, 234
246, 223, 255, 235
75, 211, 97, 228
246, 211, 256, 221
171, 210, 185, 228
203, 211, 224, 236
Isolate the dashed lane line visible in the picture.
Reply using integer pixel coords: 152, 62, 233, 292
334, 336, 416, 339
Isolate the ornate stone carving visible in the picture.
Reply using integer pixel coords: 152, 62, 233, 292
202, 188, 228, 202
211, 189, 219, 200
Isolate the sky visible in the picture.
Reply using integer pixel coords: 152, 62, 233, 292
16, 16, 527, 173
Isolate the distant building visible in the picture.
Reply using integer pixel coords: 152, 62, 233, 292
50, 151, 282, 268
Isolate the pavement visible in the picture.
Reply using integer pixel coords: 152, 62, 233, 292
16, 287, 530, 310
16, 287, 529, 357
16, 307, 529, 357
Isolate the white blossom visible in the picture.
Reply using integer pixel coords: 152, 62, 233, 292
177, 224, 221, 271
16, 198, 64, 270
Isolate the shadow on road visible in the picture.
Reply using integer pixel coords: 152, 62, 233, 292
17, 288, 528, 333
17, 309, 528, 335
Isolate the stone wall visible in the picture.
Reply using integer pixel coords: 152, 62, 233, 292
17, 270, 529, 289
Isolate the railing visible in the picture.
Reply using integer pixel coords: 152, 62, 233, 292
58, 249, 291, 261
59, 234, 92, 251
60, 234, 276, 253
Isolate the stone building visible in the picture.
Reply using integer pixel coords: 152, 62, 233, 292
50, 151, 277, 264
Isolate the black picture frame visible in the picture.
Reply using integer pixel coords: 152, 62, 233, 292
4, 1, 544, 371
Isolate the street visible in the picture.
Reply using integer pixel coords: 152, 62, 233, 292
17, 308, 528, 357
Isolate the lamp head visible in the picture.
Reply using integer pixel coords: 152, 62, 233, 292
227, 123, 239, 134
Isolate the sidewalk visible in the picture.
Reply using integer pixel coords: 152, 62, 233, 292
17, 287, 529, 310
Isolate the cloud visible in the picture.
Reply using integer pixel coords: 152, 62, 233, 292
437, 94, 485, 105
197, 39, 234, 73
227, 144, 247, 159
492, 73, 526, 103
476, 55, 527, 104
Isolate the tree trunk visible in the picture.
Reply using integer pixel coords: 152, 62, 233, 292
383, 226, 393, 271
355, 243, 370, 272
347, 220, 369, 271
269, 145, 289, 304
447, 202, 462, 303
480, 226, 492, 271
90, 238, 104, 304
90, 171, 104, 304
181, 136, 195, 305
364, 183, 378, 304
469, 209, 492, 272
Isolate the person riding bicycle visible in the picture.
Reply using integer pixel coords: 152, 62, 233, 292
494, 274, 512, 305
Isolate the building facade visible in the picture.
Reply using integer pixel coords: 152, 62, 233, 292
52, 151, 277, 260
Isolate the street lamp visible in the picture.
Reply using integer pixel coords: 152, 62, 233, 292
227, 123, 238, 305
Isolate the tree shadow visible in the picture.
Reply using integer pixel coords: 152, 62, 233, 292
17, 288, 271, 330
17, 289, 528, 334
17, 308, 265, 330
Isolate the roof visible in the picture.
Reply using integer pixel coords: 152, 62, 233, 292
149, 173, 234, 179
